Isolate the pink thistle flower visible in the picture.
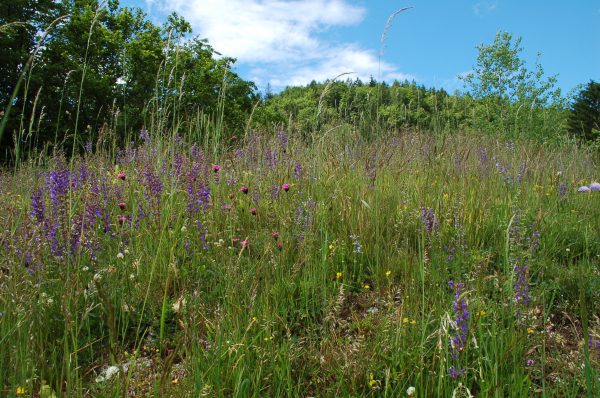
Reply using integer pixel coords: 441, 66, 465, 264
241, 239, 249, 249
117, 215, 128, 225
271, 231, 279, 240
281, 183, 290, 192
250, 207, 257, 215
212, 164, 221, 172
118, 202, 126, 210
117, 171, 126, 181
239, 186, 249, 194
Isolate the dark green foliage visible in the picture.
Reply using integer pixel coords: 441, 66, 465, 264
0, 0, 256, 164
568, 80, 600, 142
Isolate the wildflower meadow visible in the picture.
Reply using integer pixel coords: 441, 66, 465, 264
1, 129, 600, 396
1, 1, 600, 396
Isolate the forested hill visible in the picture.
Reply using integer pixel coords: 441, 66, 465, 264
254, 78, 566, 140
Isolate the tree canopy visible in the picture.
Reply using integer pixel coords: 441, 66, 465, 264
0, 0, 257, 163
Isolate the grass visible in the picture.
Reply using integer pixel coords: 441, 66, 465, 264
1, 127, 599, 397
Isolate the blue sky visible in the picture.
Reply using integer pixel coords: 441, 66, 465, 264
125, 0, 600, 96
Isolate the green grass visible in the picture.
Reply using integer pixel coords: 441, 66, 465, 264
0, 129, 599, 397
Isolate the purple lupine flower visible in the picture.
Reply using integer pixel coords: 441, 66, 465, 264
512, 259, 530, 306
590, 182, 600, 191
350, 234, 362, 254
294, 198, 316, 240
186, 179, 211, 215
30, 189, 45, 223
578, 186, 591, 193
558, 182, 567, 197
449, 367, 465, 379
172, 153, 184, 179
420, 207, 438, 234
277, 128, 288, 150
195, 220, 208, 250
265, 148, 278, 168
271, 184, 280, 199
448, 280, 469, 379
528, 229, 541, 252
494, 158, 514, 186
294, 162, 303, 180
47, 170, 70, 207
589, 335, 600, 359
141, 165, 163, 221
517, 161, 527, 184
140, 127, 149, 142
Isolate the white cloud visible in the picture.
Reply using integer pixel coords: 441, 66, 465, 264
472, 1, 498, 16
162, 0, 365, 63
153, 0, 412, 89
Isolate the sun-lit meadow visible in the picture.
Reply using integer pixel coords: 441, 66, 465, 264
1, 126, 600, 397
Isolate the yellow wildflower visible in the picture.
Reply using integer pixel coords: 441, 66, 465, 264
364, 284, 370, 290
336, 272, 342, 280
385, 270, 391, 277
16, 386, 25, 395
403, 317, 409, 324
410, 319, 416, 324
368, 373, 377, 388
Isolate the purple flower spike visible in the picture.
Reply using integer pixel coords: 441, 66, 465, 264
590, 182, 600, 191
578, 186, 591, 193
